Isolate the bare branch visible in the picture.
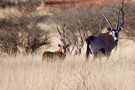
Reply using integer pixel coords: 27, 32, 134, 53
116, 9, 120, 29
77, 22, 84, 45
120, 0, 125, 27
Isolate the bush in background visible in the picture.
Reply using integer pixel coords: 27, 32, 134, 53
0, 8, 50, 55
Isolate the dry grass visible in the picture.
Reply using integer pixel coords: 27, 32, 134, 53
0, 39, 135, 90
0, 1, 135, 90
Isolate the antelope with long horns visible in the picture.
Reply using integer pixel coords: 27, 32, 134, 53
42, 43, 69, 61
85, 7, 124, 58
42, 26, 69, 61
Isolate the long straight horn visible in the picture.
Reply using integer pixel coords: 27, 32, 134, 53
100, 11, 114, 29
116, 9, 120, 29
57, 26, 66, 45
60, 39, 66, 46
57, 26, 63, 39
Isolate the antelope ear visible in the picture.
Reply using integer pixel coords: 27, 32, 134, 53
107, 27, 112, 32
119, 27, 123, 31
58, 44, 61, 47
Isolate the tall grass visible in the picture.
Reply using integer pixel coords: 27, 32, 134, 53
0, 51, 135, 90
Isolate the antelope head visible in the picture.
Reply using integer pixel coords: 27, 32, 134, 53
101, 8, 123, 42
57, 26, 70, 54
58, 44, 69, 54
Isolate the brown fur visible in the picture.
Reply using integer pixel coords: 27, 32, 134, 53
85, 32, 117, 58
42, 47, 67, 62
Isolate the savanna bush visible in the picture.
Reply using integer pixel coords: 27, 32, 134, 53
0, 7, 50, 55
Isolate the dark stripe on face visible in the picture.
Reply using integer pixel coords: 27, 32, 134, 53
115, 32, 118, 38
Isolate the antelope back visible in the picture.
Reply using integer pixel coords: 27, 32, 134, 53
42, 51, 66, 61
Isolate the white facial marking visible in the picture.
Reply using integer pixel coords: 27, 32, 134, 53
112, 30, 119, 41
62, 49, 64, 54
112, 31, 115, 37
114, 37, 118, 41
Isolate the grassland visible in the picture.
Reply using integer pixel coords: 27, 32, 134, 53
0, 30, 135, 90
0, 48, 135, 90
0, 2, 135, 90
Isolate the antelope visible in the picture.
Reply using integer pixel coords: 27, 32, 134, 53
84, 8, 124, 58
42, 26, 69, 61
42, 43, 69, 61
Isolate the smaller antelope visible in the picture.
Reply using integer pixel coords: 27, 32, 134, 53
42, 44, 69, 61
42, 26, 69, 62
